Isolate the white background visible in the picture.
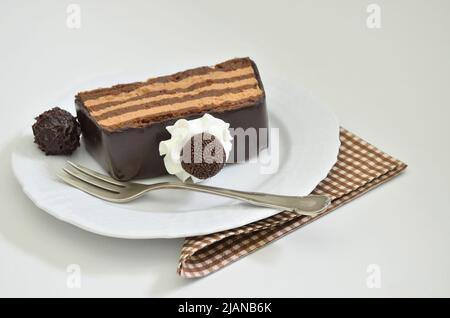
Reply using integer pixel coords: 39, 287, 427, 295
1, 0, 449, 297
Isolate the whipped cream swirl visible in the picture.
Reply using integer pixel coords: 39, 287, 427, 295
159, 114, 233, 182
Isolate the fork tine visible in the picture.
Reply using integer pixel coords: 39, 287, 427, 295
63, 165, 122, 193
67, 161, 126, 187
56, 170, 122, 202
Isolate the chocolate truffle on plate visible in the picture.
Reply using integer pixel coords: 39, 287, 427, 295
32, 107, 81, 155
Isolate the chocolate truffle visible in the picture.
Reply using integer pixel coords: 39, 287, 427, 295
180, 133, 226, 179
32, 107, 81, 155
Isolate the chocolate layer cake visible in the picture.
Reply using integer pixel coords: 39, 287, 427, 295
76, 57, 269, 180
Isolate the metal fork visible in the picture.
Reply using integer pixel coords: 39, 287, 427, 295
56, 161, 331, 216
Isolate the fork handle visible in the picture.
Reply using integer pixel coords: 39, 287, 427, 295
152, 183, 331, 216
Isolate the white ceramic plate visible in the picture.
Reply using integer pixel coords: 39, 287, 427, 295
11, 75, 340, 239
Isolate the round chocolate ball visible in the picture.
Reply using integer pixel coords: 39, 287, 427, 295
32, 107, 81, 155
180, 133, 226, 179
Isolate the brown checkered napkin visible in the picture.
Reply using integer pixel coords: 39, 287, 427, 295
177, 128, 407, 278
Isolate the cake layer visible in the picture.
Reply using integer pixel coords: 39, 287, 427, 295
76, 58, 264, 131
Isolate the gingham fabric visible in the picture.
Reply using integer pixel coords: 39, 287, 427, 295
178, 128, 407, 278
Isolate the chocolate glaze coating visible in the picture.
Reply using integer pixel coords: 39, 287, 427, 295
180, 133, 226, 179
76, 60, 269, 181
32, 107, 81, 155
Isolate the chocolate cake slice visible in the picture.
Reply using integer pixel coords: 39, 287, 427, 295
76, 57, 268, 180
